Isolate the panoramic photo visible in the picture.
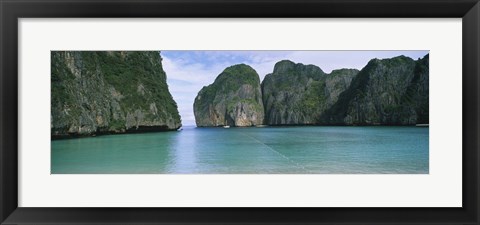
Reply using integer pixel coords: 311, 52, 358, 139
51, 50, 429, 174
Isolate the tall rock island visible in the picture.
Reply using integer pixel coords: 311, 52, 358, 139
321, 54, 429, 125
51, 51, 181, 139
193, 64, 264, 127
261, 60, 359, 125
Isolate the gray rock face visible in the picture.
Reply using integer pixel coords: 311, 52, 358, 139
193, 64, 264, 127
261, 60, 359, 125
321, 54, 429, 125
399, 54, 429, 124
51, 51, 181, 139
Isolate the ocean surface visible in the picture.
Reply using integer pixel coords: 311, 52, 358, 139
51, 126, 429, 174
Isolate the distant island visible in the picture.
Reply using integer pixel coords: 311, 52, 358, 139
194, 54, 429, 127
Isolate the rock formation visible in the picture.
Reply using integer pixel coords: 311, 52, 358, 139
193, 54, 429, 127
321, 54, 429, 125
261, 60, 359, 125
193, 64, 264, 127
51, 51, 181, 139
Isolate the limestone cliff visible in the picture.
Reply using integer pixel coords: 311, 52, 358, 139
321, 54, 429, 125
193, 64, 264, 127
261, 60, 359, 125
51, 51, 181, 139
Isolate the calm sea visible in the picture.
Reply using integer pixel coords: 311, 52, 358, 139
51, 126, 429, 174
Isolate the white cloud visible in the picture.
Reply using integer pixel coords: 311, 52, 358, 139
163, 55, 230, 126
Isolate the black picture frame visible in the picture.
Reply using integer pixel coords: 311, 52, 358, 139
1, 0, 479, 224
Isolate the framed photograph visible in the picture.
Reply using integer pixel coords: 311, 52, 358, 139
1, 0, 479, 224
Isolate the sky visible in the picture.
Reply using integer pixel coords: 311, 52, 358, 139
161, 50, 429, 126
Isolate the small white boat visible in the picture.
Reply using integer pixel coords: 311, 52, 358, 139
223, 119, 230, 128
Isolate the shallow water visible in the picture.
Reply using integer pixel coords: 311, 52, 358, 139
51, 126, 429, 174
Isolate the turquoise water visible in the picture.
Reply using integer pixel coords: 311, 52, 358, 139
51, 126, 429, 174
